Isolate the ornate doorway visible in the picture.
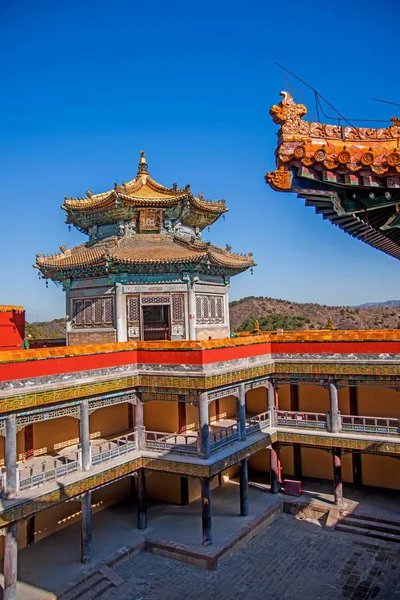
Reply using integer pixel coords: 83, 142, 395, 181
142, 303, 170, 340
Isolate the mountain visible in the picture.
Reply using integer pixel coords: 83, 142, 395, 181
229, 296, 400, 332
26, 318, 66, 339
355, 300, 400, 309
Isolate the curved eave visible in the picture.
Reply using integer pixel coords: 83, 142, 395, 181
295, 189, 400, 261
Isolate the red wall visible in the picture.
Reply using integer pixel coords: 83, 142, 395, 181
0, 309, 25, 351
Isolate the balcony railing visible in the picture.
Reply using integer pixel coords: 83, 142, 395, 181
4, 407, 400, 498
276, 410, 328, 430
210, 423, 239, 452
245, 411, 271, 435
91, 431, 137, 466
19, 451, 81, 492
341, 415, 400, 436
145, 431, 198, 456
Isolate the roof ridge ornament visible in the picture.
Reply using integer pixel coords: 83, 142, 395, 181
138, 150, 148, 174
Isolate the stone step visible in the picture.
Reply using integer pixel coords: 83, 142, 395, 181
77, 579, 114, 600
59, 573, 112, 600
342, 516, 400, 537
344, 512, 400, 529
336, 523, 400, 544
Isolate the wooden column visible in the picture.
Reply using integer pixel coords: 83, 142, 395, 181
349, 385, 358, 415
5, 415, 17, 498
328, 378, 340, 433
332, 447, 343, 506
290, 383, 299, 412
80, 492, 92, 564
270, 443, 280, 494
291, 383, 301, 477
137, 469, 147, 530
24, 424, 34, 460
201, 477, 212, 545
293, 444, 302, 478
239, 458, 249, 516
79, 400, 91, 471
26, 516, 35, 547
135, 394, 144, 450
237, 383, 246, 441
180, 477, 189, 505
178, 400, 187, 434
349, 386, 362, 485
128, 403, 134, 430
215, 398, 220, 420
4, 522, 18, 600
198, 393, 210, 459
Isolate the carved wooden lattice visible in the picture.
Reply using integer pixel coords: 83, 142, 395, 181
172, 295, 184, 322
127, 296, 140, 322
127, 295, 140, 340
72, 298, 114, 328
141, 295, 170, 305
196, 295, 225, 325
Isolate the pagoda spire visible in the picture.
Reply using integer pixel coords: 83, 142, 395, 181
138, 150, 148, 174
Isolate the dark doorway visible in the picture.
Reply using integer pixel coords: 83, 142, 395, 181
142, 305, 170, 340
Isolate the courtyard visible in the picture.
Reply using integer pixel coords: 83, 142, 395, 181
100, 515, 400, 600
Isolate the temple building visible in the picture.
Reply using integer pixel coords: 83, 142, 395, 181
35, 152, 255, 344
266, 91, 400, 260
1, 111, 400, 600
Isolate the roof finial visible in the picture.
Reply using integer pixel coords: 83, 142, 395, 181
138, 150, 148, 174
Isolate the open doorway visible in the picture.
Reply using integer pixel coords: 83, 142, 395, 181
142, 305, 170, 340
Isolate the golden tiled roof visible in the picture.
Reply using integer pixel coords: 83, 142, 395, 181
63, 151, 227, 216
266, 91, 400, 191
35, 234, 256, 271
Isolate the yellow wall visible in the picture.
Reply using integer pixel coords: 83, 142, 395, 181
34, 478, 131, 544
33, 417, 79, 455
361, 454, 400, 489
246, 388, 267, 415
358, 387, 400, 419
144, 401, 178, 433
299, 385, 329, 414
146, 472, 182, 504
209, 395, 236, 422
339, 388, 350, 415
248, 448, 269, 472
277, 385, 290, 411
90, 403, 130, 438
186, 403, 199, 431
301, 447, 332, 480
221, 465, 239, 481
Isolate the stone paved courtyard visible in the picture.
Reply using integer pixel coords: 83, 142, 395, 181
99, 515, 400, 600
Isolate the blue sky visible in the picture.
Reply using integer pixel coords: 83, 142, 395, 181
1, 0, 399, 321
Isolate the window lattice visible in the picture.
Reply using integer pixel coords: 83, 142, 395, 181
216, 296, 224, 319
94, 299, 103, 324
172, 295, 184, 322
127, 296, 140, 323
196, 295, 225, 325
141, 295, 170, 305
103, 297, 113, 324
72, 297, 114, 328
83, 301, 92, 325
74, 300, 84, 325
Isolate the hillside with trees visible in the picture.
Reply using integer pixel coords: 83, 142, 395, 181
230, 296, 400, 333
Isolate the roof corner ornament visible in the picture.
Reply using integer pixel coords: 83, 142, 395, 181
270, 91, 308, 134
265, 166, 292, 191
138, 150, 148, 174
